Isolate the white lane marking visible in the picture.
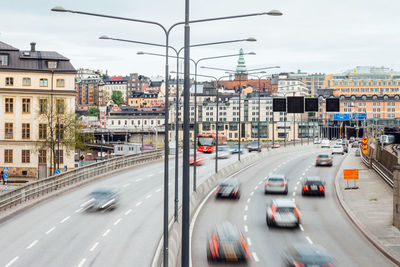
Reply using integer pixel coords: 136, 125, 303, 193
168, 182, 172, 186
250, 192, 254, 196
136, 201, 143, 207
305, 236, 313, 244
244, 225, 248, 232
80, 198, 94, 208
26, 240, 38, 249
102, 229, 111, 237
124, 209, 132, 216
77, 258, 86, 267
114, 218, 122, 226
254, 185, 258, 190
294, 186, 297, 191
123, 183, 130, 188
155, 188, 162, 193
75, 208, 83, 213
252, 252, 260, 262
247, 237, 252, 246
305, 168, 309, 172
158, 170, 163, 174
273, 168, 277, 172
247, 198, 251, 203
46, 227, 55, 235
145, 194, 153, 199
90, 242, 99, 252
292, 192, 296, 197
297, 181, 300, 185
299, 224, 304, 231
135, 178, 143, 182
244, 205, 248, 211
60, 216, 70, 223
244, 215, 247, 221
292, 198, 295, 202
302, 172, 305, 176
148, 174, 154, 177
258, 181, 262, 185
5, 256, 19, 267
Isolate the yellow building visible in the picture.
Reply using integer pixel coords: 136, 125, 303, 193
324, 66, 400, 96
0, 41, 76, 178
128, 92, 159, 107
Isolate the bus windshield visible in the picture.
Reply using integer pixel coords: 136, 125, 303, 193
198, 137, 215, 146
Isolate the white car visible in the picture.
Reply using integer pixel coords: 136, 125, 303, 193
313, 138, 321, 144
332, 145, 344, 155
321, 139, 330, 148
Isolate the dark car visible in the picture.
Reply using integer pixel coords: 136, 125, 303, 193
215, 178, 240, 199
302, 176, 325, 196
207, 222, 251, 263
315, 154, 332, 167
282, 244, 336, 267
266, 199, 301, 228
342, 143, 348, 153
247, 141, 261, 152
83, 188, 119, 211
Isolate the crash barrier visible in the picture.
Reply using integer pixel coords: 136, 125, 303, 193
152, 142, 315, 267
0, 150, 163, 213
360, 149, 394, 188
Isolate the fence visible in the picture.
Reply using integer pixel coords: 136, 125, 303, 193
361, 147, 394, 187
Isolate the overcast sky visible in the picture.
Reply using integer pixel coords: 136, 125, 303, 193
1, 0, 400, 80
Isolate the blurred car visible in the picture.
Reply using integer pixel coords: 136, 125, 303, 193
332, 144, 344, 155
352, 141, 360, 148
266, 199, 301, 228
207, 222, 251, 263
336, 138, 342, 144
272, 142, 281, 148
342, 143, 348, 153
321, 139, 330, 148
215, 178, 241, 199
349, 137, 355, 144
82, 188, 119, 211
231, 144, 245, 154
265, 174, 288, 194
247, 141, 261, 152
313, 138, 321, 144
282, 244, 336, 267
216, 145, 230, 159
189, 154, 203, 165
315, 154, 332, 167
302, 176, 325, 196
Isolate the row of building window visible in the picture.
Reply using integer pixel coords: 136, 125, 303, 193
3, 123, 64, 140
3, 149, 63, 164
334, 81, 400, 86
110, 120, 161, 126
4, 77, 65, 87
3, 98, 64, 114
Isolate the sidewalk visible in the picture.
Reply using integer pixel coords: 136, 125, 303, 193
335, 150, 400, 265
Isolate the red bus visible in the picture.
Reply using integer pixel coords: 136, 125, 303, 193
197, 132, 227, 153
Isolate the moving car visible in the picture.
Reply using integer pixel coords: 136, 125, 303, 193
247, 141, 261, 152
216, 145, 230, 159
272, 142, 281, 148
82, 188, 119, 211
302, 176, 325, 196
266, 199, 301, 228
315, 154, 332, 167
342, 143, 348, 153
265, 174, 288, 194
321, 139, 330, 148
282, 244, 336, 267
332, 144, 344, 155
231, 144, 245, 154
352, 141, 360, 148
207, 222, 251, 263
189, 154, 203, 165
215, 178, 241, 199
313, 138, 321, 144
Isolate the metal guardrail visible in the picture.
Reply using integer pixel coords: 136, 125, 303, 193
360, 149, 394, 188
0, 150, 163, 213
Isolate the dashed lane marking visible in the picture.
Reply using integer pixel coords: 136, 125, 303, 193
247, 237, 252, 246
46, 227, 55, 235
75, 208, 83, 213
252, 252, 260, 262
124, 209, 132, 216
294, 186, 297, 191
135, 178, 143, 182
254, 185, 258, 190
245, 205, 248, 211
299, 224, 304, 231
102, 229, 111, 237
60, 216, 70, 223
244, 215, 247, 221
292, 192, 296, 197
155, 188, 162, 193
247, 198, 251, 203
136, 201, 143, 207
5, 256, 19, 267
250, 192, 254, 196
114, 218, 122, 226
244, 225, 248, 232
148, 174, 154, 177
90, 242, 99, 252
123, 183, 130, 188
305, 168, 309, 172
302, 172, 305, 176
77, 258, 86, 267
258, 181, 263, 185
145, 194, 152, 199
306, 236, 313, 244
26, 240, 38, 249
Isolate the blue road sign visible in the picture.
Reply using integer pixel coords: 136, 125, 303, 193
333, 113, 350, 121
55, 169, 60, 175
352, 113, 367, 120
3, 173, 8, 179
3, 167, 8, 172
80, 160, 84, 165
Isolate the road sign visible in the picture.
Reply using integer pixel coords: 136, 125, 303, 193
55, 169, 60, 175
362, 137, 368, 144
333, 113, 350, 121
3, 173, 8, 179
362, 144, 368, 154
344, 169, 359, 179
352, 113, 367, 120
3, 167, 8, 172
80, 160, 84, 166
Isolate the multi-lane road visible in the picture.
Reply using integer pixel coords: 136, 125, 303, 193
191, 147, 396, 266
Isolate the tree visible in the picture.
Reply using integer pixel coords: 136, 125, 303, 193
111, 91, 123, 105
86, 107, 100, 117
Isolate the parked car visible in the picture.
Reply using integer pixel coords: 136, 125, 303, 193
282, 244, 336, 267
189, 154, 203, 165
272, 142, 281, 148
231, 144, 245, 154
247, 141, 261, 152
321, 139, 331, 148
313, 138, 321, 144
265, 174, 288, 194
315, 154, 332, 167
302, 176, 325, 196
216, 145, 230, 159
332, 144, 344, 155
266, 199, 301, 228
215, 178, 241, 199
82, 187, 119, 211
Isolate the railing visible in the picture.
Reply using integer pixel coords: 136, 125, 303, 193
0, 150, 163, 213
361, 148, 394, 188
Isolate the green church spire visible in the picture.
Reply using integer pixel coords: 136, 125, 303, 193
236, 48, 247, 74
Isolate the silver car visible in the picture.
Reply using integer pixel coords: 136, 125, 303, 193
216, 145, 230, 159
265, 174, 288, 194
266, 199, 301, 228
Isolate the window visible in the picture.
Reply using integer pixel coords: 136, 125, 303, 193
22, 123, 30, 139
4, 149, 12, 163
40, 78, 48, 87
56, 124, 64, 139
5, 123, 13, 139
56, 99, 65, 114
39, 124, 47, 139
39, 150, 47, 164
22, 150, 30, 163
5, 77, 13, 86
22, 98, 31, 113
22, 77, 31, 86
0, 55, 8, 66
39, 99, 47, 114
56, 150, 64, 164
56, 79, 65, 87
5, 98, 13, 113
48, 61, 57, 69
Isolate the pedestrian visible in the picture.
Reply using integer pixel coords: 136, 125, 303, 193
0, 171, 4, 185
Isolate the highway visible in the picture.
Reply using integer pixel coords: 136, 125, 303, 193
191, 147, 396, 267
0, 150, 250, 267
